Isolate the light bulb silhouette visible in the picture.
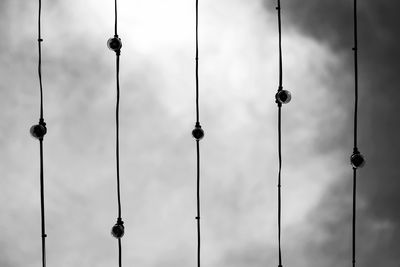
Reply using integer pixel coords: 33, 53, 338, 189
111, 221, 125, 239
30, 124, 47, 140
192, 124, 204, 140
107, 37, 122, 52
275, 90, 291, 104
350, 152, 365, 169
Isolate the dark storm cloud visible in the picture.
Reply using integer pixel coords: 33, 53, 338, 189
266, 0, 400, 266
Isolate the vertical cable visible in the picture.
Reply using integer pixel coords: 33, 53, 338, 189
274, 1, 291, 267
192, 1, 205, 267
195, 0, 200, 123
350, 0, 366, 266
107, 1, 124, 266
114, 0, 118, 37
30, 1, 48, 266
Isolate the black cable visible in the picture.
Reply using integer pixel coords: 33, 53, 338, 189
277, 106, 282, 267
114, 0, 118, 37
353, 0, 358, 149
34, 1, 47, 267
107, 0, 124, 266
196, 140, 201, 267
352, 169, 357, 267
116, 52, 122, 220
195, 0, 200, 123
350, 1, 366, 266
39, 139, 47, 267
274, 1, 291, 267
38, 0, 44, 120
192, 1, 204, 267
277, 0, 283, 89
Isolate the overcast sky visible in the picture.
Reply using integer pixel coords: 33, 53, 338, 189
0, 0, 399, 266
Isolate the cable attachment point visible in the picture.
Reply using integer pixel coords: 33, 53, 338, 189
111, 218, 125, 239
30, 119, 47, 140
275, 89, 291, 105
192, 122, 204, 140
107, 35, 122, 53
350, 148, 365, 169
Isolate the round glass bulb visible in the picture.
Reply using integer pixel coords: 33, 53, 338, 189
30, 124, 47, 139
276, 90, 292, 104
107, 37, 122, 52
350, 152, 365, 169
192, 127, 204, 140
111, 223, 125, 239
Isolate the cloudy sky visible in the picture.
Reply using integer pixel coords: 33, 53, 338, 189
0, 0, 399, 266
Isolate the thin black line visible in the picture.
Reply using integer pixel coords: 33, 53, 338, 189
40, 139, 47, 267
277, 0, 283, 89
38, 1, 47, 267
114, 0, 118, 36
116, 53, 122, 220
195, 0, 200, 123
195, 2, 201, 267
118, 238, 122, 267
276, 1, 284, 266
196, 140, 201, 267
38, 0, 44, 120
277, 106, 282, 267
353, 0, 358, 149
352, 169, 357, 267
352, 1, 358, 267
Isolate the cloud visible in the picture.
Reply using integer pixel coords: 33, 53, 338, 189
274, 1, 400, 266
0, 0, 386, 266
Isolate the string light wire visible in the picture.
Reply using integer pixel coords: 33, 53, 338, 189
30, 1, 48, 266
274, 1, 291, 267
192, 1, 205, 267
107, 0, 124, 266
350, 0, 366, 266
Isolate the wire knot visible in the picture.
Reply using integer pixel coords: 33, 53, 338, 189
195, 216, 200, 220
38, 38, 43, 42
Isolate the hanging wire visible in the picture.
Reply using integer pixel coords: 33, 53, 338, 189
107, 0, 124, 266
350, 0, 366, 266
192, 1, 205, 267
29, 1, 48, 267
274, 1, 291, 267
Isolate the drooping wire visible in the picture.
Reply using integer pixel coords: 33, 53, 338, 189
30, 1, 48, 267
115, 46, 122, 221
192, 1, 205, 267
274, 1, 291, 267
107, 0, 124, 266
38, 0, 44, 120
114, 0, 118, 37
195, 0, 200, 123
350, 0, 366, 266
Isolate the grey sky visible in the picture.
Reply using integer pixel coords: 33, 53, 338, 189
0, 0, 398, 266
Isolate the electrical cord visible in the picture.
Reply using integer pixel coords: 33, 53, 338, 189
350, 0, 366, 266
274, 1, 291, 266
192, 1, 205, 267
107, 0, 124, 266
30, 1, 48, 267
